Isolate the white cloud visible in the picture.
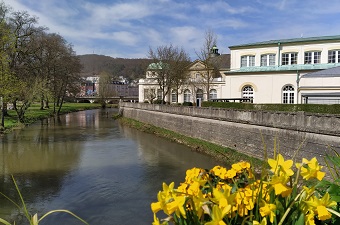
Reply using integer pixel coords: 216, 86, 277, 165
196, 1, 253, 15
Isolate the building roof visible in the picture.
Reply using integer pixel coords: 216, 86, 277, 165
226, 63, 340, 74
147, 62, 169, 70
301, 66, 340, 78
229, 35, 340, 49
213, 54, 230, 69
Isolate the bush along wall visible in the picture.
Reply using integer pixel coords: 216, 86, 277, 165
202, 102, 340, 115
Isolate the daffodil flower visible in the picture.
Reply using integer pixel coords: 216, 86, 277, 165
205, 205, 229, 225
296, 157, 325, 181
305, 193, 337, 221
259, 201, 276, 223
268, 154, 294, 176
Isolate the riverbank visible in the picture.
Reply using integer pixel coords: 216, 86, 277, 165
119, 117, 264, 168
1, 103, 103, 133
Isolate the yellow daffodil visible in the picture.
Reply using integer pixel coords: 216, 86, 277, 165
253, 217, 267, 225
151, 182, 175, 214
259, 201, 276, 223
152, 213, 167, 225
205, 205, 228, 225
212, 186, 234, 211
296, 157, 325, 181
268, 154, 294, 176
305, 193, 337, 221
305, 212, 316, 225
268, 174, 292, 197
165, 195, 186, 218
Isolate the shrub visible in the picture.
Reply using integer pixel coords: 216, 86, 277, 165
153, 100, 166, 104
182, 102, 193, 106
202, 102, 340, 115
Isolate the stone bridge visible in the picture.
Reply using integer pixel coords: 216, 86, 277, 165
76, 96, 138, 103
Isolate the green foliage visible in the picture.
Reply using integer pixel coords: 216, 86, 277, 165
182, 102, 193, 106
153, 99, 166, 104
202, 102, 340, 114
315, 149, 340, 225
1, 103, 101, 132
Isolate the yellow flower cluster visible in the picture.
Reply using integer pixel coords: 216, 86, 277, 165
151, 154, 338, 225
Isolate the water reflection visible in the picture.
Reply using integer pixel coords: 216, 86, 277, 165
0, 109, 222, 225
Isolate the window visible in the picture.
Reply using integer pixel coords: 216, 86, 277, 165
196, 89, 204, 100
242, 85, 254, 99
157, 89, 162, 100
241, 55, 255, 67
282, 52, 297, 65
171, 90, 177, 103
328, 50, 340, 63
209, 89, 217, 99
304, 51, 321, 64
261, 54, 276, 66
282, 85, 294, 104
144, 88, 155, 101
184, 89, 191, 102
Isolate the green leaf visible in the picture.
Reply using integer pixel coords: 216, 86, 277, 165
294, 213, 304, 225
0, 218, 11, 225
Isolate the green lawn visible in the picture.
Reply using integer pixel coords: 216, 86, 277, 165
2, 103, 102, 132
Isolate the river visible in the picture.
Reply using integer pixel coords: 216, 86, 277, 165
0, 109, 222, 225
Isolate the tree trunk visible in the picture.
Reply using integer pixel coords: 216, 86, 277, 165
40, 93, 44, 110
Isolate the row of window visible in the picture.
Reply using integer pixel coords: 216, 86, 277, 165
241, 50, 340, 67
174, 89, 217, 102
241, 85, 295, 104
145, 86, 295, 104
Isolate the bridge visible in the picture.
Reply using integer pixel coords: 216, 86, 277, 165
75, 96, 139, 103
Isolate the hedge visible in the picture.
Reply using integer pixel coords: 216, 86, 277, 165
201, 102, 340, 115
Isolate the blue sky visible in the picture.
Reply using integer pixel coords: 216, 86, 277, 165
4, 0, 340, 59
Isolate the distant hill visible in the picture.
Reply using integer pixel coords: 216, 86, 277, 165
78, 54, 153, 81
78, 53, 231, 82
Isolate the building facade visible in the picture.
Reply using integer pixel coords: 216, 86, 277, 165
138, 49, 230, 104
138, 35, 340, 104
225, 35, 340, 104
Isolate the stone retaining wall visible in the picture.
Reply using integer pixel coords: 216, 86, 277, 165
119, 102, 340, 162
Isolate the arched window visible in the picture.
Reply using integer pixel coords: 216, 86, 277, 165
282, 85, 294, 104
210, 89, 217, 99
242, 85, 254, 99
171, 90, 177, 103
196, 89, 204, 100
184, 89, 191, 103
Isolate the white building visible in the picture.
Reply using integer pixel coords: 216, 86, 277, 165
138, 48, 230, 104
225, 35, 340, 104
139, 35, 340, 104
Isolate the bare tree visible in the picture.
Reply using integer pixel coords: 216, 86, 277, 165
98, 71, 116, 108
148, 44, 190, 103
195, 29, 222, 101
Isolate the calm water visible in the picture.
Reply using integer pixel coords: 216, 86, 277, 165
0, 109, 222, 225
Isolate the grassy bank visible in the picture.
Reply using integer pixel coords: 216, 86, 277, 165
2, 103, 102, 133
119, 117, 263, 168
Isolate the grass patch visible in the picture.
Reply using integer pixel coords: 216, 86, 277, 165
1, 103, 102, 133
119, 117, 263, 168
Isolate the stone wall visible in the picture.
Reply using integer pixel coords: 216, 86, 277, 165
119, 102, 340, 162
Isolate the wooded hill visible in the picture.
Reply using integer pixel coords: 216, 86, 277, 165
78, 54, 153, 82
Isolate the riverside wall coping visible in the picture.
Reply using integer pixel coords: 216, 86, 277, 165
119, 102, 340, 137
